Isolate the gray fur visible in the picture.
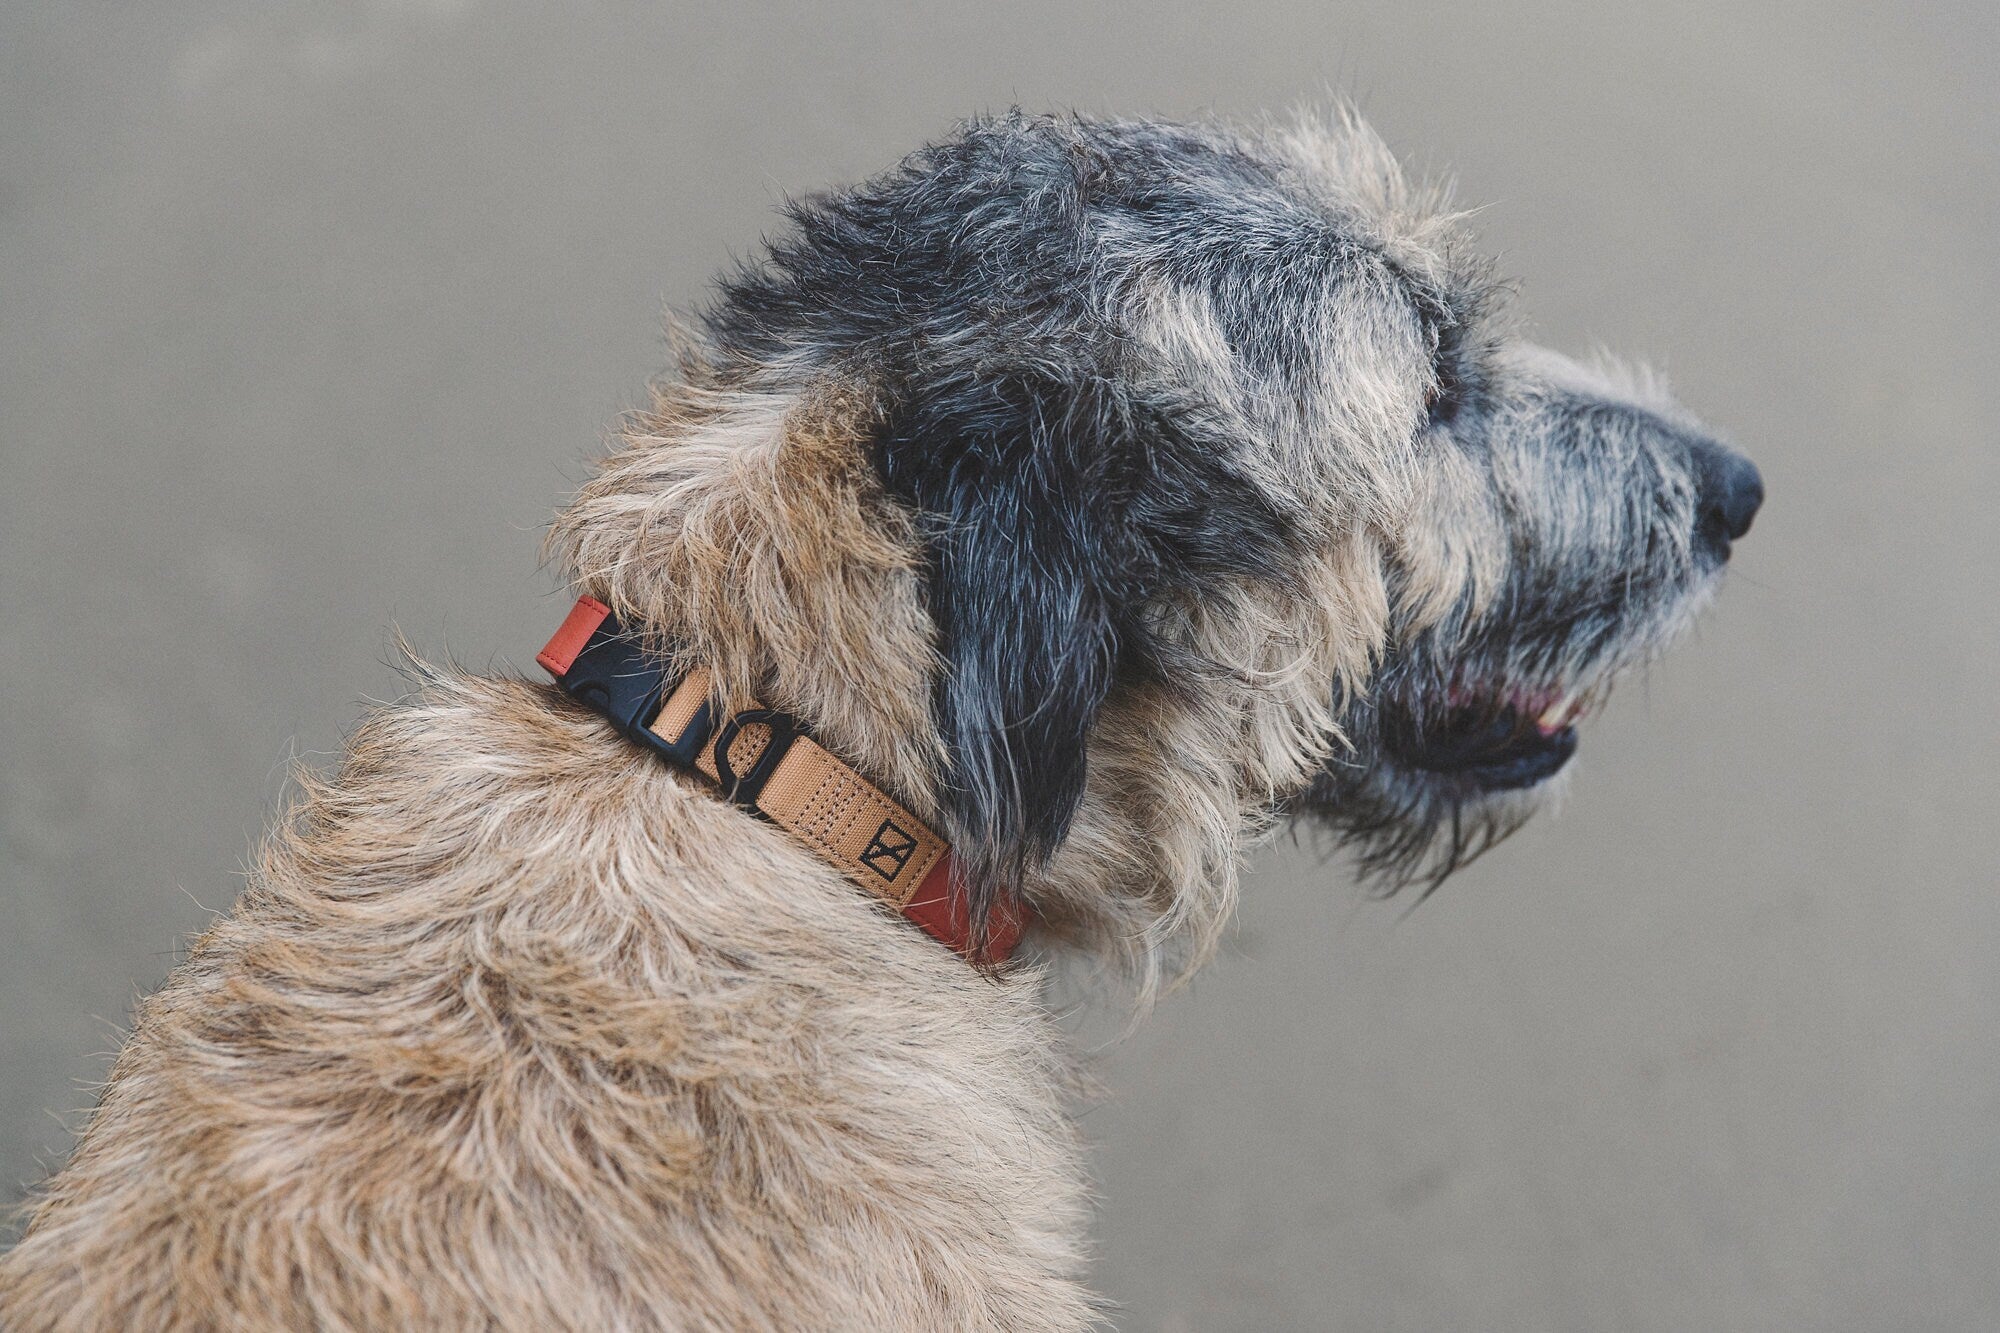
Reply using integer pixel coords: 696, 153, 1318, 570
697, 108, 1761, 908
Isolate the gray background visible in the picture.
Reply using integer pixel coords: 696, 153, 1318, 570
3, 2, 1995, 1329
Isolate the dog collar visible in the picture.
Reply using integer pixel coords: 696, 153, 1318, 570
537, 596, 1024, 965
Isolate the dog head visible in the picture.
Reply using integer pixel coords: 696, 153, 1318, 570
549, 110, 1758, 974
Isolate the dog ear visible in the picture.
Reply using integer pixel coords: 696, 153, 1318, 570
878, 369, 1294, 928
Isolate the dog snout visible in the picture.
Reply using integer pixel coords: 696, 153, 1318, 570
1690, 438, 1763, 553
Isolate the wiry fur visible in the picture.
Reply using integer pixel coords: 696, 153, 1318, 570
1, 663, 1092, 1330
1, 108, 1757, 1329
1294, 344, 1754, 887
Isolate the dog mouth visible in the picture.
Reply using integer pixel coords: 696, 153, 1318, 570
1290, 667, 1621, 891
1380, 681, 1590, 791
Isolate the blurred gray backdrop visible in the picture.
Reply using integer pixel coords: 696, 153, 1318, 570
4, 2, 1996, 1329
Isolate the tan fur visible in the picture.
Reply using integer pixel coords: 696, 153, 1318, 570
1, 664, 1092, 1330
550, 360, 948, 809
1, 112, 1492, 1329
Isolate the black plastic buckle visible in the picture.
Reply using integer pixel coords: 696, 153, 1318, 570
553, 615, 715, 767
555, 626, 667, 736
554, 611, 799, 811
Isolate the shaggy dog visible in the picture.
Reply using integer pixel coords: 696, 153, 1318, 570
0, 110, 1760, 1330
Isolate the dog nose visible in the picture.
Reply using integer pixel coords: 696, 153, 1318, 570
1691, 439, 1763, 551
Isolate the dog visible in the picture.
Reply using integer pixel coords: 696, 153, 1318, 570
0, 109, 1760, 1330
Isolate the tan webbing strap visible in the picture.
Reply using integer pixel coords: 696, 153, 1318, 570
649, 669, 950, 907
540, 597, 1022, 962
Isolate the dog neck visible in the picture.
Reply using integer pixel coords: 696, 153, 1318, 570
543, 374, 1361, 997
537, 594, 1025, 965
